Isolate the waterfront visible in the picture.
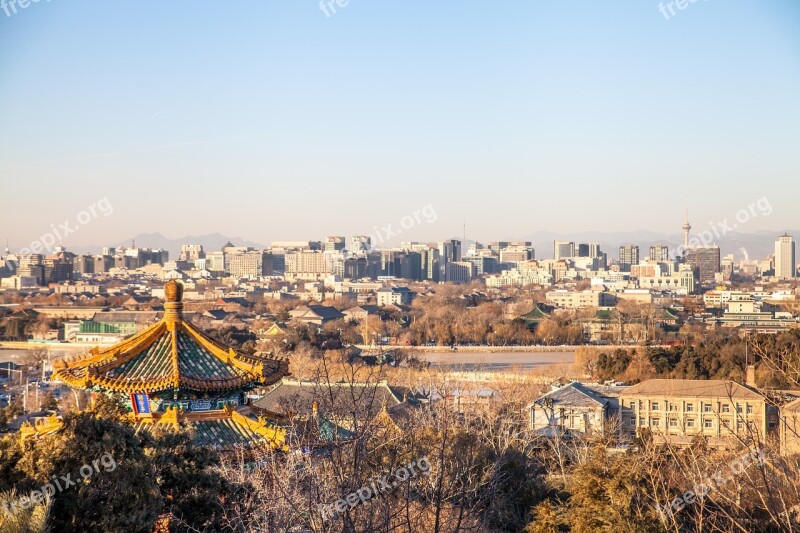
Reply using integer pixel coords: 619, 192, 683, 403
420, 350, 575, 370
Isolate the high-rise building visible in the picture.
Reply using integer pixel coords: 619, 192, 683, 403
324, 236, 346, 252
554, 241, 575, 260
650, 245, 670, 262
179, 244, 205, 262
775, 234, 797, 279
577, 243, 590, 257
618, 244, 639, 273
350, 236, 371, 256
589, 242, 602, 258
685, 246, 721, 285
206, 251, 225, 274
438, 239, 462, 264
227, 251, 272, 278
285, 250, 328, 275
73, 255, 94, 276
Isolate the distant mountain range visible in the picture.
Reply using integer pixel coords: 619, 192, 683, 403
64, 229, 798, 262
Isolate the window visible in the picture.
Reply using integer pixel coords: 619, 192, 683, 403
639, 418, 646, 427
736, 403, 742, 413
686, 418, 696, 428
704, 419, 713, 429
652, 402, 660, 411
669, 418, 678, 427
686, 403, 694, 412
651, 419, 660, 427
638, 400, 643, 410
627, 418, 636, 426
721, 404, 731, 413
746, 404, 754, 415
703, 403, 712, 413
669, 403, 678, 411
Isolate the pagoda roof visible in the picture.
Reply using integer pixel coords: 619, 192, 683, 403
53, 281, 287, 395
132, 406, 286, 450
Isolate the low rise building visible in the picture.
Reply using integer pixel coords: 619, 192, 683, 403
528, 382, 627, 437
546, 290, 616, 309
377, 287, 416, 306
619, 379, 776, 447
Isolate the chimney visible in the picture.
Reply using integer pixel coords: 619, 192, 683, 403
746, 365, 757, 388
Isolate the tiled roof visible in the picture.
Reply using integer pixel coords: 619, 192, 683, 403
622, 379, 764, 400
252, 378, 406, 419
53, 281, 287, 395
131, 407, 286, 449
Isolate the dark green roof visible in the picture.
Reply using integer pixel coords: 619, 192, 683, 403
521, 306, 550, 321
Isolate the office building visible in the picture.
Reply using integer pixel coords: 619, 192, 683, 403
350, 235, 371, 256
324, 236, 346, 252
650, 245, 670, 262
553, 241, 575, 260
775, 234, 797, 279
685, 246, 721, 285
618, 244, 639, 273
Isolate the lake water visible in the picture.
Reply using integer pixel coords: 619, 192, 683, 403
420, 351, 575, 370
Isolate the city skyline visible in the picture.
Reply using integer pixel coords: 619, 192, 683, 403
2, 1, 800, 245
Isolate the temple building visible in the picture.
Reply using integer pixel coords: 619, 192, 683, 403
48, 280, 289, 449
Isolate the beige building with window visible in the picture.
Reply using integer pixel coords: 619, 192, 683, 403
619, 379, 775, 447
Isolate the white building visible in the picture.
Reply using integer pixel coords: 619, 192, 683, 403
775, 234, 797, 279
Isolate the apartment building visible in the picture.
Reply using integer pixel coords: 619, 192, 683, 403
546, 290, 617, 309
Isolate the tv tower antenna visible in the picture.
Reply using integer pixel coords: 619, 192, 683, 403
682, 204, 692, 250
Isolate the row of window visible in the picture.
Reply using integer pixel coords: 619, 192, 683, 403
630, 400, 754, 415
634, 417, 751, 431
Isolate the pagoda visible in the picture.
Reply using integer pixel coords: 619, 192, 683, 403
50, 280, 289, 449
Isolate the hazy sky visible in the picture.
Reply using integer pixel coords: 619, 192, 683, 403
1, 1, 799, 251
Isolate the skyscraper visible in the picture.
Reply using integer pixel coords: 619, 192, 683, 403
554, 241, 575, 260
775, 234, 797, 279
650, 245, 669, 262
685, 246, 721, 285
618, 244, 639, 272
350, 235, 371, 255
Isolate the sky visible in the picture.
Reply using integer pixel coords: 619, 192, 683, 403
1, 0, 799, 251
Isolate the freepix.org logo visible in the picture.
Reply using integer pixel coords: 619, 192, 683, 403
319, 456, 430, 521
2, 453, 117, 517
2, 0, 51, 18
8, 197, 113, 269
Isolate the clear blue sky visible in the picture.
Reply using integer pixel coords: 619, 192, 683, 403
1, 0, 798, 250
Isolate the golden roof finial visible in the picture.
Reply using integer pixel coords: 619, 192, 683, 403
164, 280, 183, 303
163, 280, 184, 323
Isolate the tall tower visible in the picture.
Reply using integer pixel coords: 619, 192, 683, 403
775, 234, 797, 279
682, 207, 692, 249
